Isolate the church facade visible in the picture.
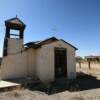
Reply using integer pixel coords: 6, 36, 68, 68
1, 17, 77, 82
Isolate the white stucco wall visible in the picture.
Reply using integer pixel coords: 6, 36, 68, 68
1, 38, 76, 82
1, 39, 36, 79
1, 53, 27, 79
36, 46, 54, 82
26, 48, 36, 76
36, 40, 76, 82
7, 38, 23, 55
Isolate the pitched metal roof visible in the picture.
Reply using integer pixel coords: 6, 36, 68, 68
25, 37, 58, 49
25, 37, 78, 50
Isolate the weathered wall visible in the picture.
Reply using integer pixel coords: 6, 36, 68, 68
1, 39, 36, 79
1, 38, 76, 82
7, 38, 23, 55
1, 52, 27, 79
26, 48, 36, 76
36, 46, 54, 82
36, 40, 76, 82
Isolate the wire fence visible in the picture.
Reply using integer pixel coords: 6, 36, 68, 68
76, 63, 100, 76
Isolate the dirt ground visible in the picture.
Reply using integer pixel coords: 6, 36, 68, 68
0, 63, 100, 100
0, 89, 100, 100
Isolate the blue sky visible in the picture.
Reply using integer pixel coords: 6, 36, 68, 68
0, 0, 100, 57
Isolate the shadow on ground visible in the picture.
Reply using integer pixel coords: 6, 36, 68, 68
27, 72, 100, 95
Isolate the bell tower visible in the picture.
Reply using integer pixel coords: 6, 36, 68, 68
3, 17, 26, 56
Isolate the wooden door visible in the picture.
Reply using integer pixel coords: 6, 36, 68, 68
55, 48, 67, 78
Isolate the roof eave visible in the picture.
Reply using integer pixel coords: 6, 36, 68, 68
60, 39, 78, 50
5, 17, 26, 27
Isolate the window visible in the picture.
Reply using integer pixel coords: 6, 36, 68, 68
10, 29, 20, 38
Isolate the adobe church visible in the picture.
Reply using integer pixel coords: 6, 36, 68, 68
1, 17, 77, 82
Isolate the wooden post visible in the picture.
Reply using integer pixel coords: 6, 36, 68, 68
88, 60, 91, 69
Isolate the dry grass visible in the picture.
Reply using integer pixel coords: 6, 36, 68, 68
76, 62, 100, 76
